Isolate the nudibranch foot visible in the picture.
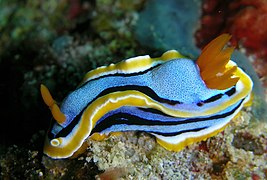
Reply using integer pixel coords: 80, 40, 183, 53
42, 34, 253, 159
90, 132, 122, 141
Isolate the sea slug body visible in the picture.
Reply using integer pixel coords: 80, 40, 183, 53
41, 34, 253, 159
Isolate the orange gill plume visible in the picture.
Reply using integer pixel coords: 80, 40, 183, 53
196, 34, 239, 90
40, 84, 66, 124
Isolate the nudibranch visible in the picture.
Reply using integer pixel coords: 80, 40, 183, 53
41, 34, 253, 159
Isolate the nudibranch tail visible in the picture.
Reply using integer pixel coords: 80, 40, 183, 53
40, 84, 66, 124
155, 121, 230, 152
197, 34, 239, 90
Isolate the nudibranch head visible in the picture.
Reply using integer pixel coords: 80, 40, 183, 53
42, 34, 253, 159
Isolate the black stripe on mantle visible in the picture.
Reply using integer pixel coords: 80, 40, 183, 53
48, 84, 237, 139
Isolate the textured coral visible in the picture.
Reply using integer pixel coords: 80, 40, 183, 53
226, 0, 267, 57
197, 0, 267, 54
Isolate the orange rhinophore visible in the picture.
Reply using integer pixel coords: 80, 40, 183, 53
40, 84, 66, 124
